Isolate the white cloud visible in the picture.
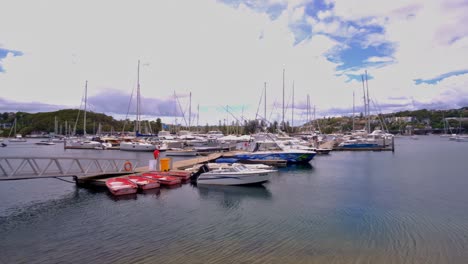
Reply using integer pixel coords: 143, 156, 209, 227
0, 0, 467, 125
366, 56, 394, 63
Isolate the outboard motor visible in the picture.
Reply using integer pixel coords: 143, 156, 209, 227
190, 164, 210, 184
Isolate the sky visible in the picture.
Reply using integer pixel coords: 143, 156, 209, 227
1, 0, 467, 126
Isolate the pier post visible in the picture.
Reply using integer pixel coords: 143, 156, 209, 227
391, 136, 395, 153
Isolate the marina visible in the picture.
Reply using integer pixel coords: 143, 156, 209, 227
1, 0, 467, 262
1, 136, 468, 263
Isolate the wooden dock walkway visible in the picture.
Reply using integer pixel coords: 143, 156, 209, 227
133, 153, 223, 171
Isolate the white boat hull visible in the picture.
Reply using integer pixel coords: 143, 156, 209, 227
66, 140, 102, 149
120, 142, 156, 152
165, 150, 197, 156
197, 171, 273, 185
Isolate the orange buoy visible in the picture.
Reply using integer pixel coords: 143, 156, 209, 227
123, 161, 133, 171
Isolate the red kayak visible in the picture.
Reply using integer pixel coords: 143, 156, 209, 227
105, 178, 138, 196
149, 171, 192, 181
127, 175, 160, 190
141, 172, 181, 186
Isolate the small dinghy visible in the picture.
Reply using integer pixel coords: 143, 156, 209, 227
105, 177, 138, 196
154, 171, 192, 181
141, 173, 181, 186
127, 175, 160, 190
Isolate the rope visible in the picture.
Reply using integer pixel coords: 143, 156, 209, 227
53, 177, 76, 184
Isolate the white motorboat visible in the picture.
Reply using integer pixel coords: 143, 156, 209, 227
165, 148, 197, 156
35, 140, 55, 145
66, 139, 103, 149
120, 141, 156, 152
191, 163, 276, 186
8, 134, 27, 143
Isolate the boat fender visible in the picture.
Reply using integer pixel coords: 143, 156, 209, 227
123, 161, 133, 171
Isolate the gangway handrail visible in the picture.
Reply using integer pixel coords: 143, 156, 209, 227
0, 156, 142, 178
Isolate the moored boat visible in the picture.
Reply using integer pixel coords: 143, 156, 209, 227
120, 141, 156, 152
154, 171, 192, 181
165, 148, 198, 156
105, 177, 138, 196
140, 172, 182, 186
127, 175, 160, 190
8, 134, 27, 143
190, 163, 276, 186
338, 139, 379, 148
233, 141, 316, 164
35, 140, 56, 145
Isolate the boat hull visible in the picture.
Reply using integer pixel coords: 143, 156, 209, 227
127, 176, 160, 190
233, 151, 316, 164
154, 171, 192, 181
141, 173, 182, 186
106, 178, 138, 196
120, 142, 156, 152
165, 150, 197, 156
197, 171, 273, 185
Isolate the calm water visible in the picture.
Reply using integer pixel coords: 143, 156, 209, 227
1, 136, 468, 263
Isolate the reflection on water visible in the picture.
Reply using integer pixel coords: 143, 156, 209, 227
279, 162, 314, 172
197, 185, 272, 209
1, 136, 468, 263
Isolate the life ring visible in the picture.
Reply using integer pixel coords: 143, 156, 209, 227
123, 161, 133, 171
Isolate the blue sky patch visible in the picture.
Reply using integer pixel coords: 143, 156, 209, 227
328, 42, 395, 72
218, 0, 287, 20
414, 69, 468, 85
304, 0, 334, 19
220, 1, 396, 77
290, 22, 312, 44
0, 48, 23, 72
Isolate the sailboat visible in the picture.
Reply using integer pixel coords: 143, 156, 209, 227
8, 118, 27, 142
65, 81, 103, 149
120, 60, 156, 152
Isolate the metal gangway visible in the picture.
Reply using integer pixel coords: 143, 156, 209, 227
0, 156, 141, 180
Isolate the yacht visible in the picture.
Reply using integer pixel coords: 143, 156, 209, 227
232, 140, 316, 164
120, 141, 156, 152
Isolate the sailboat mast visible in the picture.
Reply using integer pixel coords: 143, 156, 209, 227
365, 70, 371, 133
264, 82, 267, 122
84, 80, 87, 136
306, 94, 312, 131
189, 92, 192, 129
352, 91, 355, 131
292, 81, 295, 129
197, 104, 200, 132
361, 74, 367, 132
282, 68, 285, 131
136, 60, 141, 134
